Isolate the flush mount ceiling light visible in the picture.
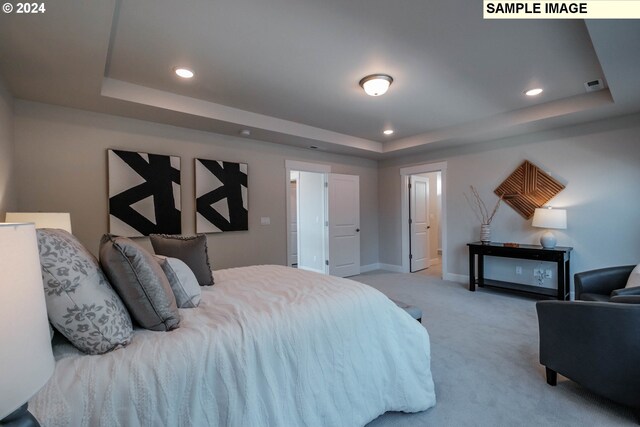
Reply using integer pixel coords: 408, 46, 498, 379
174, 67, 194, 79
383, 129, 394, 135
359, 74, 393, 96
525, 88, 543, 96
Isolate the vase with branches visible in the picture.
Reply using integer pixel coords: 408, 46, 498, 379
465, 185, 503, 243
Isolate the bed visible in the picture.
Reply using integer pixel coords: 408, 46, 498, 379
30, 265, 436, 426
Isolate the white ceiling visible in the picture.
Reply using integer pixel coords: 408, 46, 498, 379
0, 1, 639, 158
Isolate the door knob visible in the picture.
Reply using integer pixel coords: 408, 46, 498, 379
356, 228, 360, 232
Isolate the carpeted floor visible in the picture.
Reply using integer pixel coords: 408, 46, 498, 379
355, 271, 636, 427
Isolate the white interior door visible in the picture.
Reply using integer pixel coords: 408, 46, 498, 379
328, 174, 360, 277
410, 175, 430, 272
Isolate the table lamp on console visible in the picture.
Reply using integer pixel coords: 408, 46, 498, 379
532, 207, 567, 249
0, 222, 55, 426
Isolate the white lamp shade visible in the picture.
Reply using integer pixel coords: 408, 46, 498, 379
532, 208, 567, 230
5, 212, 72, 233
0, 223, 55, 419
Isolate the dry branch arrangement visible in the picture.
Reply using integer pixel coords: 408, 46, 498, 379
465, 185, 503, 225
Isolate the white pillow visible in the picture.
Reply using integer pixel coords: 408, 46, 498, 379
154, 255, 202, 308
625, 264, 640, 288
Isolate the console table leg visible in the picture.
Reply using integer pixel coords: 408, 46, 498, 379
557, 259, 566, 301
469, 252, 476, 291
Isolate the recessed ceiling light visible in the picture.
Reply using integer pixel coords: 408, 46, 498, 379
383, 129, 394, 135
525, 88, 543, 96
359, 74, 393, 96
174, 67, 194, 79
239, 129, 251, 137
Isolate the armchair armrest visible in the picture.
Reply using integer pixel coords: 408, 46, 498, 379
611, 286, 640, 297
610, 295, 640, 304
574, 265, 635, 299
536, 300, 640, 409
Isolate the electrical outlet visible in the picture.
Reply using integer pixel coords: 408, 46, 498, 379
534, 268, 543, 277
545, 269, 553, 279
515, 266, 522, 275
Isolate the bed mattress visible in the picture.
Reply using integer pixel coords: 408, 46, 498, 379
30, 265, 436, 426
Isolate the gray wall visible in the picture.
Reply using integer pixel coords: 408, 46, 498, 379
13, 101, 379, 269
0, 77, 16, 217
379, 113, 640, 287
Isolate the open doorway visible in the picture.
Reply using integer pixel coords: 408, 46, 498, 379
408, 172, 442, 276
400, 162, 448, 279
285, 160, 361, 277
290, 170, 327, 274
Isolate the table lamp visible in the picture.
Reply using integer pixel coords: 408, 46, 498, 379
0, 223, 56, 426
4, 212, 72, 233
532, 207, 567, 249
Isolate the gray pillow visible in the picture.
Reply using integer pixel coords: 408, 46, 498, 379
149, 234, 214, 286
99, 235, 180, 331
154, 255, 202, 308
36, 229, 133, 355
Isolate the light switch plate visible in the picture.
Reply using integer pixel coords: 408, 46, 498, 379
260, 217, 271, 225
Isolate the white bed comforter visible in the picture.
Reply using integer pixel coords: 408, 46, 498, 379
31, 265, 436, 427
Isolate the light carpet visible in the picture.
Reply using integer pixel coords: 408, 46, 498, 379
355, 271, 636, 426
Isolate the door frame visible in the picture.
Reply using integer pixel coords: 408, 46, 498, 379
400, 162, 448, 277
285, 160, 331, 270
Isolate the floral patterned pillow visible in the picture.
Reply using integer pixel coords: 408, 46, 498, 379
36, 229, 133, 354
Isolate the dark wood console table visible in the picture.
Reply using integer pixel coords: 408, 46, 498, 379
467, 242, 572, 300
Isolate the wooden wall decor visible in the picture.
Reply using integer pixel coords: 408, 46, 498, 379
494, 160, 565, 219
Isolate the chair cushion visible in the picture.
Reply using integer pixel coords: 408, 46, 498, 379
36, 229, 133, 354
625, 264, 640, 288
579, 293, 610, 302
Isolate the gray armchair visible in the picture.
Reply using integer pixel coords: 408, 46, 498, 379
575, 265, 637, 301
536, 300, 640, 421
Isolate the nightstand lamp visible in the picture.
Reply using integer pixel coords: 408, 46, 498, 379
532, 207, 567, 249
0, 223, 55, 426
4, 212, 72, 233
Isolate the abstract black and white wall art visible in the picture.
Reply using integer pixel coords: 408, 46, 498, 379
195, 159, 248, 233
108, 149, 181, 236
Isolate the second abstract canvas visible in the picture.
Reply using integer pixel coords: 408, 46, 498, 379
195, 159, 248, 233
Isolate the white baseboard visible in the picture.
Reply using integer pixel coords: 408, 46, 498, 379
378, 263, 404, 273
444, 273, 468, 283
359, 263, 405, 273
359, 263, 380, 273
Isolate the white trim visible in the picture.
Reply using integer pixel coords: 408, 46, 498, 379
400, 162, 448, 278
285, 160, 331, 173
359, 263, 380, 273
378, 263, 404, 273
400, 161, 448, 176
444, 273, 468, 284
359, 263, 403, 273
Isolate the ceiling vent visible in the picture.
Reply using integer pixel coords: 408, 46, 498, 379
584, 79, 605, 93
